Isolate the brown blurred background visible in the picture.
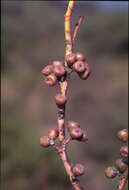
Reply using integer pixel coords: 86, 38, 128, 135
1, 1, 128, 190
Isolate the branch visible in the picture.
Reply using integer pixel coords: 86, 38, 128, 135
41, 1, 86, 189
58, 0, 75, 142
64, 0, 75, 57
73, 16, 84, 42
57, 81, 67, 141
57, 1, 85, 190
59, 150, 84, 190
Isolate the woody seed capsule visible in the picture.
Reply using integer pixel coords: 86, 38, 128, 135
40, 136, 50, 147
115, 158, 128, 173
54, 93, 67, 106
44, 74, 57, 86
105, 167, 118, 179
41, 65, 53, 76
122, 158, 128, 165
79, 132, 88, 142
48, 128, 59, 140
66, 53, 76, 67
72, 164, 85, 176
120, 146, 128, 159
52, 61, 64, 67
78, 63, 91, 80
70, 127, 83, 139
72, 61, 86, 73
67, 121, 80, 129
53, 65, 66, 77
117, 129, 128, 142
76, 52, 86, 61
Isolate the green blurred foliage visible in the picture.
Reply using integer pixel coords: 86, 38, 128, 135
1, 1, 128, 190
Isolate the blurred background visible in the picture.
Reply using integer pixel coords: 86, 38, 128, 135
1, 1, 128, 190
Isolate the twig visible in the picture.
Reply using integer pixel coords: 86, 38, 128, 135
56, 1, 84, 189
59, 150, 84, 190
73, 16, 84, 42
58, 0, 75, 142
64, 0, 75, 57
57, 81, 67, 141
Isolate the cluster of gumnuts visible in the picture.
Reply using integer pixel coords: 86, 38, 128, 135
41, 52, 91, 87
39, 121, 87, 176
105, 129, 128, 180
40, 52, 91, 177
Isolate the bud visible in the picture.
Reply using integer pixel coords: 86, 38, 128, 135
54, 93, 67, 106
48, 128, 59, 140
40, 136, 50, 147
67, 121, 80, 129
69, 127, 83, 139
105, 167, 118, 179
120, 146, 128, 158
72, 164, 85, 176
78, 63, 91, 80
41, 65, 53, 76
66, 53, 76, 67
53, 65, 66, 77
76, 52, 86, 61
52, 61, 64, 67
44, 74, 57, 86
72, 61, 86, 73
115, 159, 128, 173
117, 129, 128, 142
